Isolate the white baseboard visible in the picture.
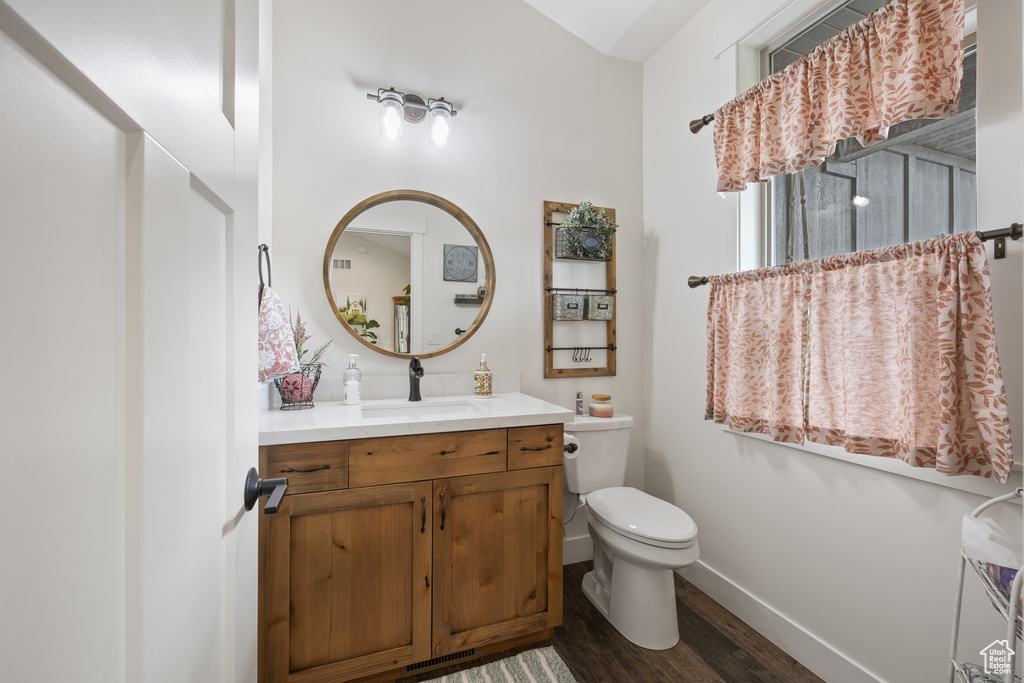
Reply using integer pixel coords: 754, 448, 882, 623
562, 534, 592, 566
681, 560, 884, 683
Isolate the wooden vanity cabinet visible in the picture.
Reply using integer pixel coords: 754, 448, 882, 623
432, 467, 562, 656
259, 425, 563, 683
263, 482, 433, 683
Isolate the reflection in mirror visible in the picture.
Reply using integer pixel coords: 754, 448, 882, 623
331, 231, 411, 351
323, 191, 495, 359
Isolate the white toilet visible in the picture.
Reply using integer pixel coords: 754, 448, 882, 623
564, 414, 699, 650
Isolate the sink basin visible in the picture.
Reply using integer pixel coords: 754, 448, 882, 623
360, 400, 484, 419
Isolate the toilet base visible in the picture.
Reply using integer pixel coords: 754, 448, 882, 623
581, 564, 680, 651
581, 569, 611, 616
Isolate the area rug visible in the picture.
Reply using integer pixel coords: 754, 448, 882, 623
421, 646, 577, 683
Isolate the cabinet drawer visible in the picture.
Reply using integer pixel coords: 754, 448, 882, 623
349, 430, 507, 487
508, 424, 564, 470
263, 441, 349, 494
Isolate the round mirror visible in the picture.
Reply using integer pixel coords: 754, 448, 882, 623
323, 190, 495, 359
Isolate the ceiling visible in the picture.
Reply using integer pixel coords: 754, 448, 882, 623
520, 0, 714, 63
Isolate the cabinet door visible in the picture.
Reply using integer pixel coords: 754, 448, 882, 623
265, 482, 432, 683
432, 467, 563, 656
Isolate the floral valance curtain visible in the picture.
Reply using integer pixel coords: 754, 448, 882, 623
706, 232, 1014, 483
713, 0, 964, 192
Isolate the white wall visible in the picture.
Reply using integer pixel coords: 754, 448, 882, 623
643, 2, 1023, 682
271, 0, 646, 501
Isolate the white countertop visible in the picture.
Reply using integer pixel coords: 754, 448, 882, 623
259, 392, 575, 446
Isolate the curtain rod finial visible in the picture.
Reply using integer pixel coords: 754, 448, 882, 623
688, 275, 709, 288
689, 113, 715, 134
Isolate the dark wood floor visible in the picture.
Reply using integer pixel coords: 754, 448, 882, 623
406, 561, 825, 683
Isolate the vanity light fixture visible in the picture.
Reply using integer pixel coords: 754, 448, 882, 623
367, 87, 458, 146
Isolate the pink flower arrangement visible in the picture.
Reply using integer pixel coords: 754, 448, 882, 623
290, 310, 332, 368
275, 310, 332, 409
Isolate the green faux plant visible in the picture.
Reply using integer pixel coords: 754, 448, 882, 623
560, 201, 617, 260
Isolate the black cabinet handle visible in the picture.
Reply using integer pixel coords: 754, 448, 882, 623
520, 444, 553, 452
440, 493, 446, 531
421, 496, 426, 534
282, 464, 331, 473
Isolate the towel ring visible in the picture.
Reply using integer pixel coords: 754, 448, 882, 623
258, 244, 272, 307
259, 244, 272, 288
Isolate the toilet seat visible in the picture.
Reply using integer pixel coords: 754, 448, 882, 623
586, 487, 697, 549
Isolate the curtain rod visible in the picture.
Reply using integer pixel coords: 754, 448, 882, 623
688, 223, 1023, 287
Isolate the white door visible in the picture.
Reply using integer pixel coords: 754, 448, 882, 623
0, 1, 260, 681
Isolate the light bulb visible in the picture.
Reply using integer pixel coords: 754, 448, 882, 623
428, 98, 454, 148
381, 103, 403, 140
430, 113, 451, 147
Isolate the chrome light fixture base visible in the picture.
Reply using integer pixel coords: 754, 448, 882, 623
403, 93, 427, 123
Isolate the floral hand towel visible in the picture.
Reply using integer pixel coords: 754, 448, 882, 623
258, 287, 299, 382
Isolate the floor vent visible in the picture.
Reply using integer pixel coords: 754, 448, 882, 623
402, 648, 477, 676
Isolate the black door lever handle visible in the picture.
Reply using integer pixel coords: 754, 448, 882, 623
244, 467, 289, 515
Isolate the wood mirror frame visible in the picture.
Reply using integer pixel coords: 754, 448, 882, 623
323, 189, 496, 359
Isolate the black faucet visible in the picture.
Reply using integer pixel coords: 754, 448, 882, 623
409, 357, 424, 401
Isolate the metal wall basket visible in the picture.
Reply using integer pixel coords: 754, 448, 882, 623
584, 295, 614, 321
553, 293, 584, 320
554, 227, 612, 261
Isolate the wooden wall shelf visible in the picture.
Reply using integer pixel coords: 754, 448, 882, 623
543, 200, 617, 378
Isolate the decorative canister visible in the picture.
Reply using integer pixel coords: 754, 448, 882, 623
589, 394, 614, 417
552, 293, 584, 320
584, 295, 614, 321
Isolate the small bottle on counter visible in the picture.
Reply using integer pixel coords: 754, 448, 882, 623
575, 391, 583, 416
473, 353, 492, 397
589, 394, 613, 417
343, 354, 362, 405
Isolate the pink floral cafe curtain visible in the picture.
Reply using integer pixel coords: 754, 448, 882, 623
706, 232, 1014, 483
713, 0, 965, 192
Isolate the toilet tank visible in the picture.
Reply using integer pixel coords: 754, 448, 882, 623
563, 414, 634, 494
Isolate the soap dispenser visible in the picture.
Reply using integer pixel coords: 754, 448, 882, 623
343, 354, 362, 405
473, 353, 492, 397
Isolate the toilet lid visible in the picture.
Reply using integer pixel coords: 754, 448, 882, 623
586, 487, 698, 548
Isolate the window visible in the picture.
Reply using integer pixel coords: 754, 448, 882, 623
766, 0, 978, 266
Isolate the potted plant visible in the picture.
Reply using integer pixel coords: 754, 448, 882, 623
558, 201, 617, 260
275, 310, 332, 409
